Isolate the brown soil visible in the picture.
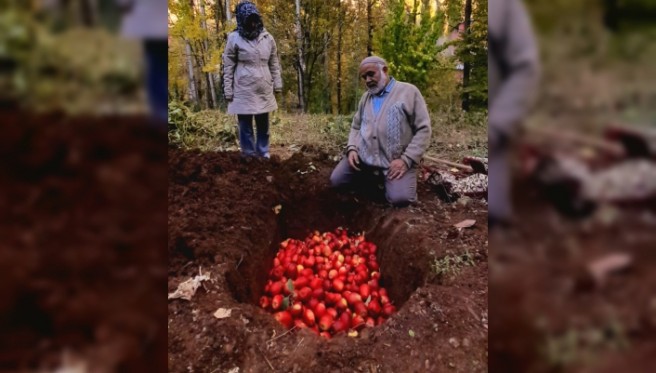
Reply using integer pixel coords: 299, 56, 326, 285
489, 179, 656, 372
168, 147, 489, 372
0, 111, 167, 371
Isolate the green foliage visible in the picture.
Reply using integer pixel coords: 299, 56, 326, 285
444, 0, 465, 30
541, 319, 629, 369
431, 249, 475, 278
168, 101, 239, 151
0, 9, 36, 101
0, 7, 142, 113
376, 0, 443, 94
454, 0, 488, 110
169, 0, 488, 115
317, 115, 353, 146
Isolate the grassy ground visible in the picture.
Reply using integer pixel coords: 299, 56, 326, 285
167, 106, 488, 162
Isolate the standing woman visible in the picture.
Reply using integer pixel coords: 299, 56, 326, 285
223, 1, 282, 158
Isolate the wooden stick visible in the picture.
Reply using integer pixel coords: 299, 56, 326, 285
607, 122, 656, 140
526, 126, 625, 157
257, 347, 276, 371
266, 325, 297, 343
423, 155, 473, 172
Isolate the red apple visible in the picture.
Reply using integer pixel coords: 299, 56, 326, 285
269, 281, 284, 295
383, 304, 396, 316
297, 287, 312, 301
318, 314, 334, 331
313, 302, 327, 318
353, 302, 368, 318
332, 279, 344, 292
310, 277, 323, 290
367, 300, 381, 316
294, 319, 308, 329
359, 284, 370, 299
332, 320, 347, 333
274, 311, 292, 328
346, 292, 362, 304
259, 296, 270, 309
303, 308, 316, 326
312, 287, 324, 300
293, 276, 309, 289
336, 297, 348, 310
351, 315, 365, 330
271, 294, 284, 310
290, 302, 303, 317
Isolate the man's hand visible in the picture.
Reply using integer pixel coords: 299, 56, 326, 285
388, 159, 408, 180
347, 150, 361, 171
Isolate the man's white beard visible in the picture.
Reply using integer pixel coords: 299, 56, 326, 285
367, 74, 388, 95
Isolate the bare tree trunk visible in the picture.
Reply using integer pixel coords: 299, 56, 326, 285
79, 0, 97, 27
295, 0, 306, 112
185, 41, 199, 106
366, 0, 374, 56
199, 0, 217, 108
226, 0, 232, 21
336, 0, 343, 114
411, 0, 418, 24
462, 0, 472, 111
323, 32, 330, 114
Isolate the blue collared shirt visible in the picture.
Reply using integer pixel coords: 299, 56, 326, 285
371, 78, 396, 115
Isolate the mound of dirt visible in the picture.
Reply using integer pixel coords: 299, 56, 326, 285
168, 148, 489, 372
490, 179, 656, 372
0, 111, 167, 371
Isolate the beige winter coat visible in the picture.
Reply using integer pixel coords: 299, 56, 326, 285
488, 0, 540, 137
222, 30, 283, 115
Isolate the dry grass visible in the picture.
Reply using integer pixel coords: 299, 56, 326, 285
168, 108, 488, 163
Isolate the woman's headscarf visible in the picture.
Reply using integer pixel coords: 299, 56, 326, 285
235, 1, 264, 40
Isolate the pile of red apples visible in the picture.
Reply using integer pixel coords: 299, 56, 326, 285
259, 228, 396, 338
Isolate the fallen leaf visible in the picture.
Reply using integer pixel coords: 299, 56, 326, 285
168, 273, 210, 301
457, 196, 472, 207
579, 147, 597, 160
348, 330, 358, 338
409, 330, 415, 337
587, 253, 633, 285
454, 219, 476, 229
213, 308, 232, 319
266, 176, 274, 183
273, 205, 282, 215
595, 204, 620, 226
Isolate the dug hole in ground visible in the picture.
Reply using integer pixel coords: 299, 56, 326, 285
168, 146, 489, 372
